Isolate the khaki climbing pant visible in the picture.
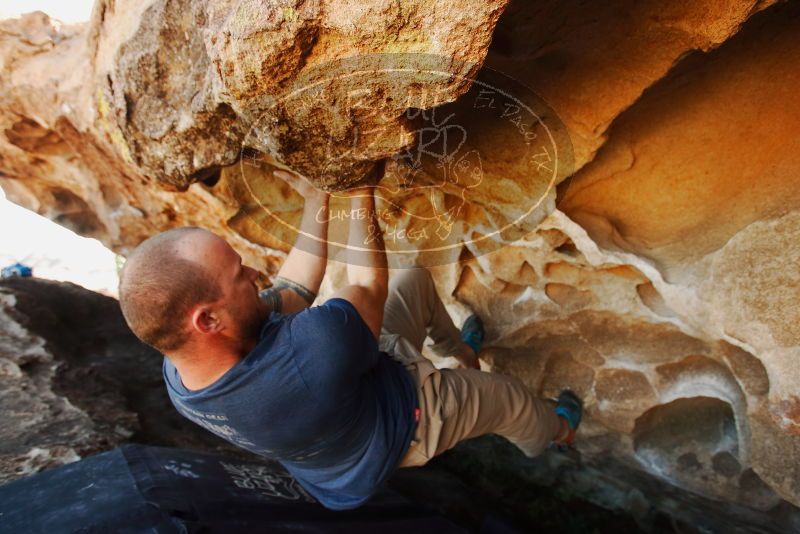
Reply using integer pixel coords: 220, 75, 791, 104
378, 268, 561, 468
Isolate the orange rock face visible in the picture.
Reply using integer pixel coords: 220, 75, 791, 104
1, 0, 799, 526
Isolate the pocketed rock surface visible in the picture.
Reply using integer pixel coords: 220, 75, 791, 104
1, 0, 799, 530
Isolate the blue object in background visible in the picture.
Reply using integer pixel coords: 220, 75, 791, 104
1, 262, 33, 279
0, 444, 467, 534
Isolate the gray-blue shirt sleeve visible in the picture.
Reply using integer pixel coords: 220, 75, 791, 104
288, 298, 380, 402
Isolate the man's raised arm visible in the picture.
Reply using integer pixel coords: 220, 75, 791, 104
331, 166, 389, 341
270, 169, 330, 314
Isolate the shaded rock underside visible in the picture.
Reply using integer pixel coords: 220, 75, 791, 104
1, 0, 799, 531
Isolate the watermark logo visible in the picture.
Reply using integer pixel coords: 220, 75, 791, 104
239, 53, 573, 267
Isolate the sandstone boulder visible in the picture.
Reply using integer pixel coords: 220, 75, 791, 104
1, 0, 799, 529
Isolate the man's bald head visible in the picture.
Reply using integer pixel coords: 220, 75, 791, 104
119, 227, 223, 352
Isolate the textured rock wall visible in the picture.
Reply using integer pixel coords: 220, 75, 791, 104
1, 0, 799, 529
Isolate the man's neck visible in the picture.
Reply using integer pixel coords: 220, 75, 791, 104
168, 346, 243, 391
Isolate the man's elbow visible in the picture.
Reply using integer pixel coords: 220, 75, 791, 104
351, 273, 388, 303
350, 281, 387, 309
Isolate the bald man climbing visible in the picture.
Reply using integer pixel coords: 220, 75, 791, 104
118, 164, 582, 510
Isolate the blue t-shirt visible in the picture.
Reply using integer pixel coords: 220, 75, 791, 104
162, 298, 418, 510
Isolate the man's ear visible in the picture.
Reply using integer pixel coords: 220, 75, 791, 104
190, 305, 223, 334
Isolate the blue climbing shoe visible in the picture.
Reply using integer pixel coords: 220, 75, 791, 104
461, 314, 484, 355
553, 389, 582, 450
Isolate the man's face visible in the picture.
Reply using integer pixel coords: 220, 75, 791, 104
182, 232, 270, 345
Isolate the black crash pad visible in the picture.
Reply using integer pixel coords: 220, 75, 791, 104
0, 444, 466, 533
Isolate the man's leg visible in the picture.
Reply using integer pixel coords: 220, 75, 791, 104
399, 365, 564, 467
385, 269, 565, 465
435, 368, 563, 458
381, 268, 465, 359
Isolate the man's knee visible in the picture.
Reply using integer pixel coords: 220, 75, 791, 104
389, 267, 434, 294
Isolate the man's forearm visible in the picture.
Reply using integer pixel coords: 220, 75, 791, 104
347, 188, 388, 294
276, 193, 329, 295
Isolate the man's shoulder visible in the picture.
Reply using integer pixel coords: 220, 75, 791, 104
289, 300, 364, 342
293, 298, 357, 322
289, 299, 377, 362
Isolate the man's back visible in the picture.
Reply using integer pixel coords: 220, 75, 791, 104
163, 298, 418, 510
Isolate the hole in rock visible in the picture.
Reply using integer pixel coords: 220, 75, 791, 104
636, 281, 676, 318
633, 397, 739, 489
554, 239, 578, 257
18, 359, 50, 379
4, 118, 71, 156
544, 282, 593, 309
516, 261, 537, 285
191, 166, 222, 188
50, 188, 106, 238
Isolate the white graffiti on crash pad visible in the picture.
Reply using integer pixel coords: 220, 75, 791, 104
163, 460, 200, 478
221, 461, 314, 502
